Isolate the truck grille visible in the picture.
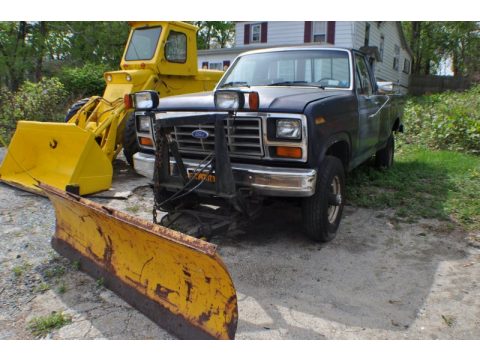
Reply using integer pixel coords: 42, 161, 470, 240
171, 116, 263, 158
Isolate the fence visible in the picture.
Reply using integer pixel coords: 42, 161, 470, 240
409, 75, 472, 95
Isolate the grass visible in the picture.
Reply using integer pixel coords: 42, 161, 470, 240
12, 262, 32, 278
35, 283, 51, 293
347, 144, 480, 231
27, 312, 72, 337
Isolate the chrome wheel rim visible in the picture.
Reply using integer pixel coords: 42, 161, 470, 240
327, 175, 341, 224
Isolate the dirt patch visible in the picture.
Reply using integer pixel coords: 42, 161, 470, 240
1, 150, 479, 339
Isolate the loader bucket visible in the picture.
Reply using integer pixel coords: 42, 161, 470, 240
0, 121, 113, 195
39, 183, 238, 340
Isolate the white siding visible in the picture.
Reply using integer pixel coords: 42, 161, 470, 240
334, 21, 354, 48
354, 21, 411, 90
235, 21, 305, 47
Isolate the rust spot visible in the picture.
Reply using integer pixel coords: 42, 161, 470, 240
198, 311, 212, 324
185, 280, 193, 302
183, 269, 191, 277
205, 277, 211, 284
96, 226, 103, 237
155, 284, 177, 299
103, 235, 114, 273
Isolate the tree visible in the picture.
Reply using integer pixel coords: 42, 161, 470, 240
194, 21, 235, 49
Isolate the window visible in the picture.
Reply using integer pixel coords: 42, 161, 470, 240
125, 26, 162, 61
165, 31, 187, 63
355, 54, 373, 96
251, 23, 261, 44
208, 62, 223, 70
379, 35, 385, 62
219, 49, 351, 89
403, 59, 411, 74
364, 22, 370, 47
312, 21, 327, 42
393, 45, 400, 71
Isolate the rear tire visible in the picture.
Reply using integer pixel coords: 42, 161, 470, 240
375, 133, 395, 169
65, 98, 90, 122
302, 156, 345, 243
122, 113, 139, 167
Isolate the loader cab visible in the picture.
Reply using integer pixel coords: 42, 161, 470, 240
121, 21, 199, 77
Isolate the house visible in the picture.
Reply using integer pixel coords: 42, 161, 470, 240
198, 21, 413, 92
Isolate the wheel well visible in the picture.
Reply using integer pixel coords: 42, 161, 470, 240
325, 141, 349, 169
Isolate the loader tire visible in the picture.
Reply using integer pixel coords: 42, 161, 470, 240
65, 97, 90, 122
302, 156, 345, 243
122, 113, 139, 167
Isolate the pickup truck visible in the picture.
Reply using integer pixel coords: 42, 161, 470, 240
130, 46, 405, 242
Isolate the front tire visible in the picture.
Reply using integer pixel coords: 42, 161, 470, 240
302, 156, 345, 243
64, 97, 90, 122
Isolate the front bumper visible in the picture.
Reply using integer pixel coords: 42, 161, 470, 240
133, 152, 317, 197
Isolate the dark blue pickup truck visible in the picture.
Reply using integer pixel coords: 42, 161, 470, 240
131, 47, 404, 242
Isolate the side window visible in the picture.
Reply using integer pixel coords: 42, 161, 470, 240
165, 31, 187, 63
355, 54, 373, 96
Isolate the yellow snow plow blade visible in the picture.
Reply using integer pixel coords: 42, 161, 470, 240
39, 183, 238, 339
0, 121, 113, 195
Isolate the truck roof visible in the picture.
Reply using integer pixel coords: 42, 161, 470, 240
236, 46, 353, 57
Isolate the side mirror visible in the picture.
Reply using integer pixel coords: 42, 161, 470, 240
377, 81, 395, 94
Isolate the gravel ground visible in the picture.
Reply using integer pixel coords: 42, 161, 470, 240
1, 148, 480, 340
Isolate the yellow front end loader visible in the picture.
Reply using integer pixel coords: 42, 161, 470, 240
0, 21, 222, 195
1, 21, 239, 339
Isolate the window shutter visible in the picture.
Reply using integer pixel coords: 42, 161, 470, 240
201, 61, 208, 69
261, 22, 268, 43
244, 24, 250, 45
304, 21, 312, 43
223, 60, 230, 67
327, 21, 336, 44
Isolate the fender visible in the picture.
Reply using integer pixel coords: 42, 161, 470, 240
315, 132, 352, 171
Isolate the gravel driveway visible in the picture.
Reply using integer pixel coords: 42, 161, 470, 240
1, 148, 479, 339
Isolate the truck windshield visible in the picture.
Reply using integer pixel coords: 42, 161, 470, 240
125, 26, 162, 61
220, 50, 351, 89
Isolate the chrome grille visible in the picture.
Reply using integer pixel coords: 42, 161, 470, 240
171, 117, 263, 158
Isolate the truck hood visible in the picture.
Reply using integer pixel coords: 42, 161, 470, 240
158, 87, 349, 113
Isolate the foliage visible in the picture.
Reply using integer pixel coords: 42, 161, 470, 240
402, 21, 480, 76
27, 312, 72, 337
193, 21, 235, 49
0, 78, 67, 141
402, 85, 480, 153
347, 145, 480, 231
0, 21, 128, 91
58, 63, 108, 99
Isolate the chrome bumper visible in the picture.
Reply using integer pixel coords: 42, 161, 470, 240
133, 152, 317, 197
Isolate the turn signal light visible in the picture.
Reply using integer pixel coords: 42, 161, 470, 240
248, 92, 259, 111
139, 137, 153, 146
275, 146, 302, 159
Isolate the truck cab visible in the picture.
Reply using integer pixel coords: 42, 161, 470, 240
131, 47, 404, 242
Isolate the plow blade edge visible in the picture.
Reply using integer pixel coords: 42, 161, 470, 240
40, 183, 238, 339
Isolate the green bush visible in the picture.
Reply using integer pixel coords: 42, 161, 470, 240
403, 85, 480, 154
58, 63, 108, 99
0, 77, 67, 142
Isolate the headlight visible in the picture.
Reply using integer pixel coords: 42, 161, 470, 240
276, 119, 301, 139
137, 115, 151, 132
214, 90, 245, 111
133, 91, 159, 110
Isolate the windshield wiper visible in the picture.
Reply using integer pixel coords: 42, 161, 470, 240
219, 81, 250, 88
267, 81, 325, 89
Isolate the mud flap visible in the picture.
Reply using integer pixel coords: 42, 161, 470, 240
0, 121, 112, 195
39, 183, 238, 340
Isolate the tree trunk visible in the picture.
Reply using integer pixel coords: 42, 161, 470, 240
35, 22, 48, 82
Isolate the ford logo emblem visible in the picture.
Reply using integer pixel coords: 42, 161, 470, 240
191, 129, 209, 139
